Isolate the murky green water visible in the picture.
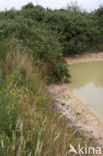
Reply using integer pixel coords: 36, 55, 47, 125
69, 61, 103, 117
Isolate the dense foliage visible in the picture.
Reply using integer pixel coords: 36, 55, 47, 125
43, 8, 102, 55
0, 3, 103, 82
0, 5, 70, 83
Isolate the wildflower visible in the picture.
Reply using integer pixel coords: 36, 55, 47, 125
57, 87, 67, 94
18, 89, 21, 93
12, 93, 16, 96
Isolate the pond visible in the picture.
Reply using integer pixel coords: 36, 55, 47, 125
69, 61, 103, 117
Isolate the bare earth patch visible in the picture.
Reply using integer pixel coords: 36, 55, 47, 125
49, 52, 103, 147
65, 52, 103, 64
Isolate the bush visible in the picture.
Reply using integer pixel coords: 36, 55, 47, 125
0, 39, 11, 60
44, 10, 100, 56
0, 3, 103, 82
22, 2, 35, 10
0, 12, 69, 83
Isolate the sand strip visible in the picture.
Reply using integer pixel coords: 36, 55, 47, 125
65, 52, 103, 65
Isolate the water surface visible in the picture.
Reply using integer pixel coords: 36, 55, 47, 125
69, 61, 103, 117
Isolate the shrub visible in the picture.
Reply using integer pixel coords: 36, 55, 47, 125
0, 3, 103, 82
22, 2, 35, 10
44, 10, 100, 56
0, 10, 70, 83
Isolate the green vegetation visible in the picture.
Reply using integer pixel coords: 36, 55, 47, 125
0, 3, 103, 82
0, 3, 102, 155
0, 43, 93, 155
0, 6, 70, 83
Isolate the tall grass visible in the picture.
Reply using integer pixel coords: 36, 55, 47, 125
0, 45, 94, 155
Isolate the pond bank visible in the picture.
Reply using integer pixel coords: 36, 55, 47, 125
49, 52, 103, 147
65, 52, 103, 64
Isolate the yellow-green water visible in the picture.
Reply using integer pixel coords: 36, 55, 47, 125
69, 61, 103, 117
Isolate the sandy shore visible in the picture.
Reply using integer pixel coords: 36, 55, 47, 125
49, 53, 103, 147
65, 52, 103, 64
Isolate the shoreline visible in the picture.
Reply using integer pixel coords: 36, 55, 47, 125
65, 52, 103, 65
50, 52, 103, 147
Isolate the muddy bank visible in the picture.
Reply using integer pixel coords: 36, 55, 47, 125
49, 84, 103, 146
49, 53, 103, 147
